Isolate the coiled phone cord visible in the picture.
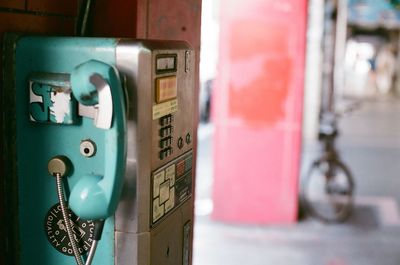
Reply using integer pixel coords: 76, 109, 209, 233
55, 173, 103, 265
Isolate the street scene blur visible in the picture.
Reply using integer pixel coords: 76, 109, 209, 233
194, 0, 400, 264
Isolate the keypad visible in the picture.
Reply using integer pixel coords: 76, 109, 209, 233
159, 114, 174, 160
152, 152, 193, 225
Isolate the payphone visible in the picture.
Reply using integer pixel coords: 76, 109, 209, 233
2, 34, 196, 265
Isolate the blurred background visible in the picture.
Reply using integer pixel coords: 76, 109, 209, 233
194, 0, 400, 264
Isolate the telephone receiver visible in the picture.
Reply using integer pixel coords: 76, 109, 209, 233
69, 60, 127, 220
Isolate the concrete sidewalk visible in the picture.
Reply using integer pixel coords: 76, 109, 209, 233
193, 96, 400, 265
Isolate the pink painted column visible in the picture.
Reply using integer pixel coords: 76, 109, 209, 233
212, 0, 307, 224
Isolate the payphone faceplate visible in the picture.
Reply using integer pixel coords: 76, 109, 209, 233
2, 35, 196, 265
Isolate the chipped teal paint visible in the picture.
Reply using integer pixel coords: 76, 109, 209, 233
15, 36, 121, 265
29, 73, 77, 125
29, 82, 53, 122
48, 89, 76, 124
29, 83, 77, 124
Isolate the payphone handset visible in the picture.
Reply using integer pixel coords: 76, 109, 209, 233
43, 59, 127, 265
69, 60, 127, 220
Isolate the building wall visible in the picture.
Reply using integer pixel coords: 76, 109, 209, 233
212, 0, 307, 224
0, 0, 201, 262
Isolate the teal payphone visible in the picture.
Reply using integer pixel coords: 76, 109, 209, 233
2, 34, 196, 265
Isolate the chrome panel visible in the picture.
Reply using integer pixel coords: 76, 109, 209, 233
115, 39, 195, 265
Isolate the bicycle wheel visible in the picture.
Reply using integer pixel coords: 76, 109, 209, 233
300, 158, 354, 222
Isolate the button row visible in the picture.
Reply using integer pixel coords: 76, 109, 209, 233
160, 114, 173, 126
177, 133, 192, 150
160, 147, 173, 160
160, 136, 173, 149
160, 125, 173, 138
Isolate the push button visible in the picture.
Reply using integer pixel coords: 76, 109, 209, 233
165, 187, 175, 212
160, 136, 173, 149
160, 139, 166, 149
160, 115, 172, 126
160, 126, 173, 138
160, 150, 167, 160
185, 155, 193, 172
159, 180, 171, 204
160, 147, 173, 160
153, 198, 164, 222
165, 164, 176, 186
160, 116, 167, 126
185, 133, 191, 144
178, 137, 184, 149
176, 160, 185, 177
160, 128, 167, 138
166, 147, 173, 157
153, 170, 165, 198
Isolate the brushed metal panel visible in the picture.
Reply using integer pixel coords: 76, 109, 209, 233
115, 39, 195, 265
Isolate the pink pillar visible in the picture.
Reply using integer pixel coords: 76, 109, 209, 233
212, 0, 307, 224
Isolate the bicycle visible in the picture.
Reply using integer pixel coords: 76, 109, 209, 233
300, 113, 355, 222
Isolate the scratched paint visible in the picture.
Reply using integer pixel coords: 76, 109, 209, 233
29, 83, 43, 121
49, 89, 73, 124
29, 83, 54, 123
29, 82, 76, 124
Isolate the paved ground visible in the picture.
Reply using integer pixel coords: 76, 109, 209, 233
193, 96, 400, 265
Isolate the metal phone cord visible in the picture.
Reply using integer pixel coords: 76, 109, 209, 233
49, 155, 104, 265
55, 172, 85, 265
54, 172, 103, 265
